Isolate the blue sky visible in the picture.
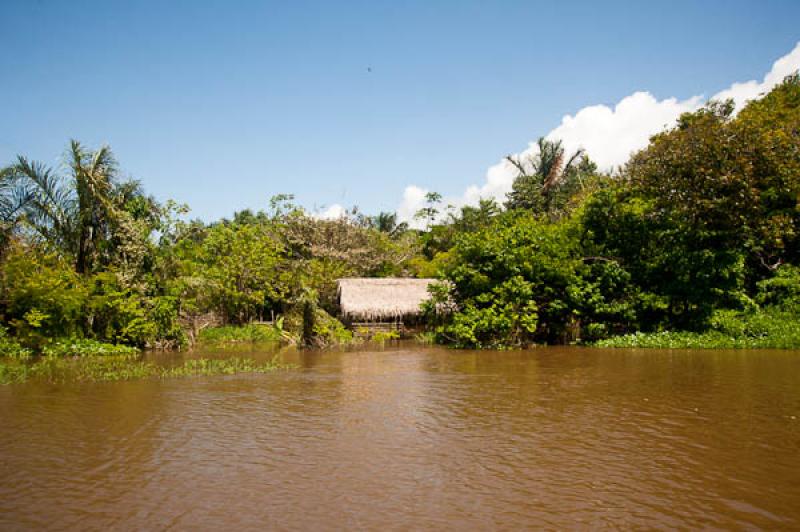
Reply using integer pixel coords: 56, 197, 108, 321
2, 0, 799, 221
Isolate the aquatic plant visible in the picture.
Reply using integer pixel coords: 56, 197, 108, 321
0, 361, 30, 384
597, 308, 800, 349
414, 331, 437, 344
162, 356, 290, 377
371, 330, 400, 344
0, 326, 32, 360
42, 338, 140, 357
198, 324, 283, 344
0, 354, 292, 385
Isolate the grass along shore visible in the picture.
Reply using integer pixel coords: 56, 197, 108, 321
0, 328, 294, 385
0, 320, 402, 385
596, 309, 800, 349
0, 350, 292, 385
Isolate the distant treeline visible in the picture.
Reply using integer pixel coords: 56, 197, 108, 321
1, 74, 798, 352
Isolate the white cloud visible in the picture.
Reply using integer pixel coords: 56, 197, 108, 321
396, 42, 800, 223
712, 42, 800, 108
545, 92, 702, 170
397, 185, 430, 229
314, 203, 347, 220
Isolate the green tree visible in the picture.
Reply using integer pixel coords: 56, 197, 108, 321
434, 213, 583, 347
583, 74, 800, 328
7, 141, 162, 275
372, 211, 409, 237
417, 199, 501, 260
505, 138, 592, 216
198, 222, 287, 324
414, 191, 443, 229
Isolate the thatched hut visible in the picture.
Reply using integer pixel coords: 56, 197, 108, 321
336, 278, 435, 333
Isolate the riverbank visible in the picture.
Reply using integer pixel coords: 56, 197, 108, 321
0, 322, 409, 385
5, 307, 800, 385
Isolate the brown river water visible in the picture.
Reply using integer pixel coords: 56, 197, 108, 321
1, 344, 799, 530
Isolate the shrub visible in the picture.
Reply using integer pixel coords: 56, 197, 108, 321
87, 272, 186, 348
757, 265, 800, 312
0, 246, 88, 347
311, 308, 355, 346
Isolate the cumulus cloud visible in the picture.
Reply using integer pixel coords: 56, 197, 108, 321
545, 92, 702, 170
396, 42, 800, 223
712, 42, 800, 108
396, 186, 429, 228
314, 203, 347, 220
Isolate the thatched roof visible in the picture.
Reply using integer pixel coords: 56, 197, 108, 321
337, 278, 436, 320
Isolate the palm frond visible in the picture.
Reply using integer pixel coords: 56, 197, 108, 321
11, 155, 77, 247
88, 145, 118, 185
505, 154, 528, 176
562, 148, 585, 175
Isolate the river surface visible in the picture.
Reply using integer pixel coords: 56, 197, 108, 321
1, 344, 799, 530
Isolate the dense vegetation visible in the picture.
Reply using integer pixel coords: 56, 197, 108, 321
426, 74, 800, 348
1, 74, 798, 361
0, 163, 422, 353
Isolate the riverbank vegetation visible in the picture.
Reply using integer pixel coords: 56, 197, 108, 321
0, 352, 291, 385
197, 323, 285, 345
597, 308, 800, 349
1, 74, 798, 360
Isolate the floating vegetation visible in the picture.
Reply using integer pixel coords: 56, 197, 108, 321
0, 362, 30, 384
597, 331, 800, 349
199, 324, 282, 344
414, 331, 437, 345
162, 356, 290, 377
0, 354, 292, 385
42, 338, 140, 358
0, 327, 32, 360
371, 330, 400, 344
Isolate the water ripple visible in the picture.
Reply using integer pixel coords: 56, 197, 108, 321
1, 347, 799, 530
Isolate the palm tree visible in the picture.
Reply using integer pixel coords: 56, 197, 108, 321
372, 211, 409, 237
0, 166, 34, 254
505, 138, 585, 214
455, 198, 501, 231
8, 140, 123, 273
